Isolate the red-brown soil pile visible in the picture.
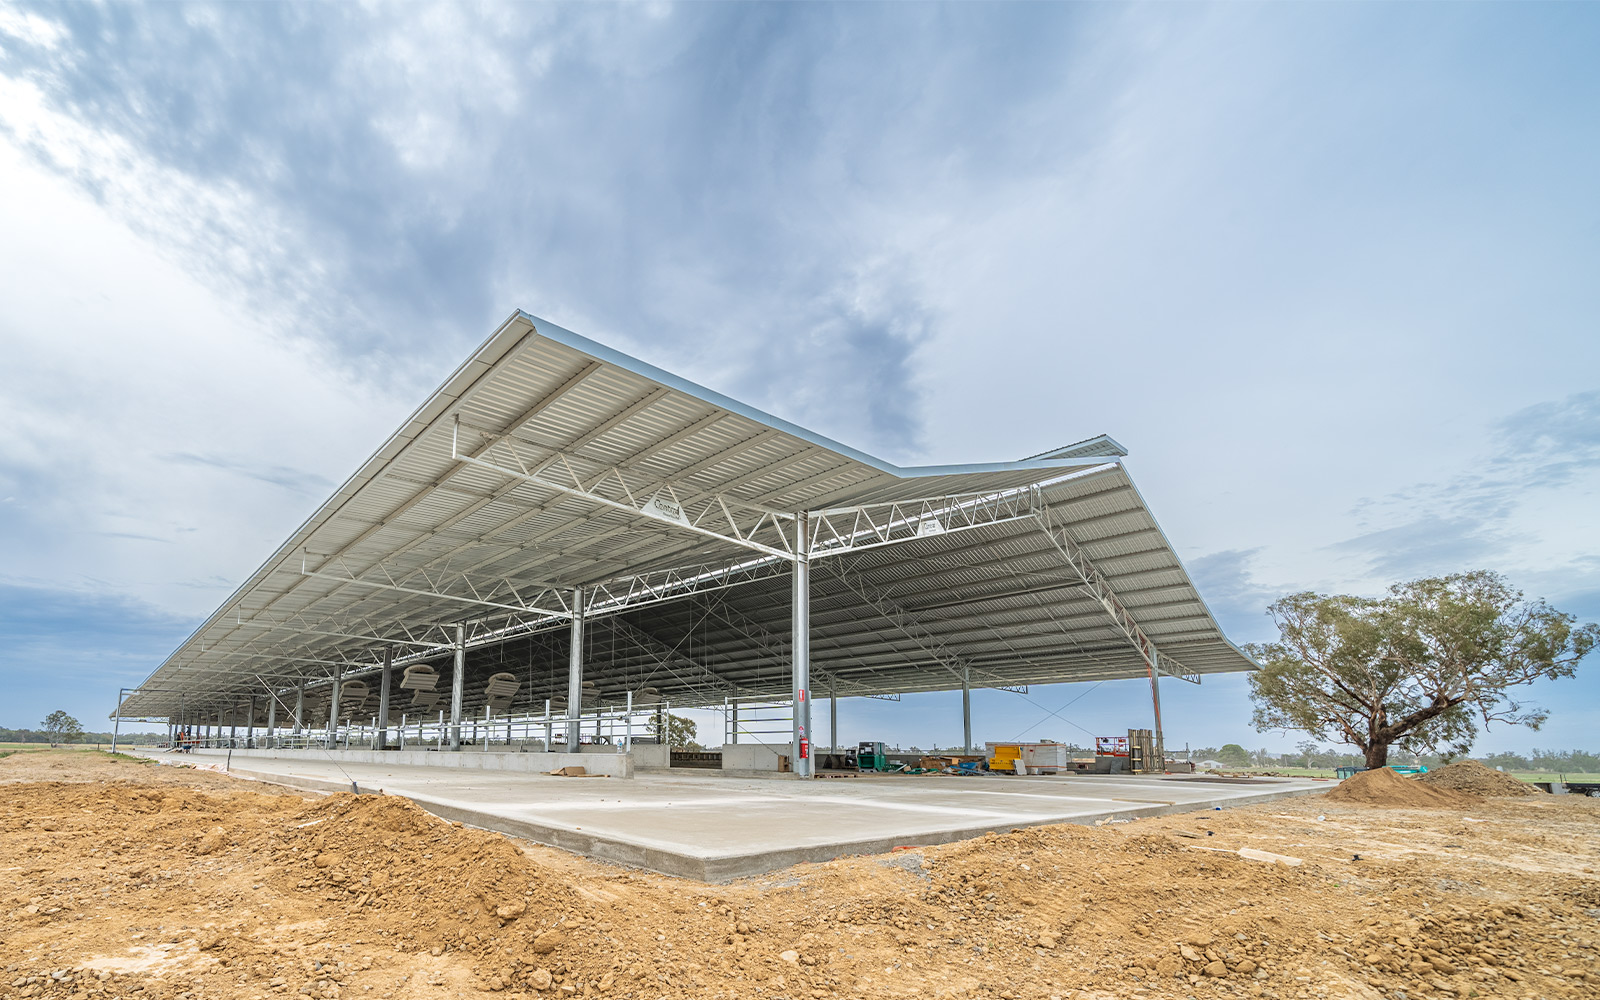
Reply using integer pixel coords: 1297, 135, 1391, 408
1323, 765, 1476, 808
1420, 759, 1538, 796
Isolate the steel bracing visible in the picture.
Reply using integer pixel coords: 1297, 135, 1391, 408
1034, 500, 1203, 685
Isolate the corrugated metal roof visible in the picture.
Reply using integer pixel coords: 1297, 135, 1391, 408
117, 310, 1254, 720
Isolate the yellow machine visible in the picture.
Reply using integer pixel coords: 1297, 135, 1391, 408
987, 743, 1023, 772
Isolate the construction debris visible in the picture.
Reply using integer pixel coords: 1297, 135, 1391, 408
1236, 847, 1303, 867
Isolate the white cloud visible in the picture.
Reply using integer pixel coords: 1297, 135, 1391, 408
0, 72, 358, 354
0, 136, 403, 615
346, 4, 535, 173
0, 3, 66, 51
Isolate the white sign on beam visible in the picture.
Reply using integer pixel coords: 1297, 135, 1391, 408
643, 492, 690, 526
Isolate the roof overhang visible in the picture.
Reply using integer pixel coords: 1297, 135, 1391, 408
117, 310, 1254, 719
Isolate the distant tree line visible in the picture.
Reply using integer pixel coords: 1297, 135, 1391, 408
1474, 748, 1600, 773
0, 727, 166, 745
1180, 742, 1600, 772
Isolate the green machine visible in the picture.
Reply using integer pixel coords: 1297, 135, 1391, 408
857, 740, 888, 771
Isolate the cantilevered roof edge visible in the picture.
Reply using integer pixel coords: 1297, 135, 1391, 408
126, 309, 1137, 710
1113, 471, 1261, 673
124, 311, 541, 705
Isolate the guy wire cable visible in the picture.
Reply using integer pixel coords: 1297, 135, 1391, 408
253, 674, 363, 794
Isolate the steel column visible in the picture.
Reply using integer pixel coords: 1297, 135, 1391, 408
293, 682, 305, 734
791, 511, 812, 778
566, 586, 585, 749
450, 624, 466, 750
962, 668, 972, 754
1149, 648, 1165, 770
377, 646, 393, 750
328, 666, 342, 747
265, 693, 277, 744
829, 681, 838, 754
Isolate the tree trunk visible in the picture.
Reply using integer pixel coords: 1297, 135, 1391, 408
1364, 742, 1390, 769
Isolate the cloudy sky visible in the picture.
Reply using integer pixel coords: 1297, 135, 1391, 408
2, 2, 1597, 754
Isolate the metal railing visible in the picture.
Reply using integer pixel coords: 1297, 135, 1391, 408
723, 698, 792, 745
176, 695, 670, 753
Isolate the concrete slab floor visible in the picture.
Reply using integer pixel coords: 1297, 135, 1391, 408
144, 750, 1330, 882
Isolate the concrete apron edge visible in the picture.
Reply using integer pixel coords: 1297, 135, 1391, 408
210, 764, 1327, 884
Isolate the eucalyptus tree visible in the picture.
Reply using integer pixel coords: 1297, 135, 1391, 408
1249, 572, 1598, 769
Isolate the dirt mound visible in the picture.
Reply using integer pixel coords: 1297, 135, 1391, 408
265, 791, 586, 960
1420, 759, 1538, 796
6, 749, 1600, 1000
1324, 765, 1475, 807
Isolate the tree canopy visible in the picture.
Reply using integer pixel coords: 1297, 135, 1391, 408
41, 710, 85, 746
1216, 743, 1252, 766
1248, 571, 1598, 768
647, 712, 701, 750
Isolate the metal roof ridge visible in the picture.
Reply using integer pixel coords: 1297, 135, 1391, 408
518, 310, 1116, 480
1022, 434, 1130, 461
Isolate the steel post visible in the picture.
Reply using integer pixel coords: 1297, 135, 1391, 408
962, 667, 972, 754
567, 586, 585, 749
327, 666, 343, 748
830, 681, 838, 754
450, 624, 466, 750
293, 682, 305, 734
1149, 648, 1165, 771
265, 692, 277, 745
111, 689, 123, 753
791, 511, 812, 778
377, 646, 393, 750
